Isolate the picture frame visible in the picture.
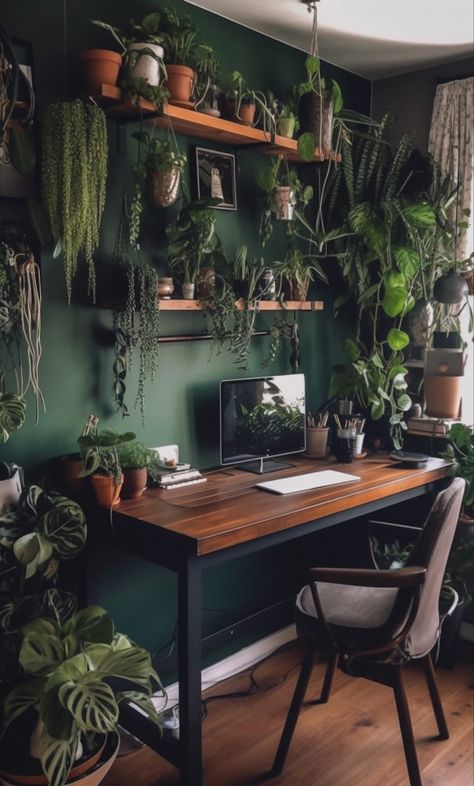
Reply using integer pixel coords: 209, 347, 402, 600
195, 147, 237, 210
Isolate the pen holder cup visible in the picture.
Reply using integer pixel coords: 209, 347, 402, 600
354, 433, 365, 456
333, 429, 356, 463
306, 427, 329, 458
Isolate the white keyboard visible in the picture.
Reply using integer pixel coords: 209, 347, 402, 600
256, 470, 360, 495
160, 477, 208, 490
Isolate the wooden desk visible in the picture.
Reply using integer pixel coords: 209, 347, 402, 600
105, 455, 451, 786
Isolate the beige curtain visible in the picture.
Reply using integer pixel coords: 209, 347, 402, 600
428, 77, 473, 262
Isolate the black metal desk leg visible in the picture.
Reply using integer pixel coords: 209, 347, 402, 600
178, 556, 203, 786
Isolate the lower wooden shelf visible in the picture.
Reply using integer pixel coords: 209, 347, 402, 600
158, 299, 324, 311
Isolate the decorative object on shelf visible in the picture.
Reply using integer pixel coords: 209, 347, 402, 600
182, 282, 195, 299
158, 276, 174, 298
41, 100, 107, 303
79, 48, 122, 93
195, 147, 237, 210
77, 417, 136, 508
160, 6, 199, 106
0, 227, 44, 422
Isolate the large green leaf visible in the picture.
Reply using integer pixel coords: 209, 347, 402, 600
401, 202, 436, 227
305, 55, 320, 76
20, 630, 65, 675
297, 132, 316, 162
387, 328, 410, 351
41, 734, 77, 786
370, 398, 385, 420
40, 499, 87, 558
2, 678, 46, 734
393, 246, 420, 278
59, 677, 119, 733
62, 605, 114, 645
331, 80, 343, 114
382, 286, 407, 317
396, 393, 412, 411
345, 339, 360, 361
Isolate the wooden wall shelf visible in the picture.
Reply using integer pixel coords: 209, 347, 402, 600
158, 299, 324, 311
92, 85, 340, 162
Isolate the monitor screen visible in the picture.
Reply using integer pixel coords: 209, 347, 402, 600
220, 374, 306, 467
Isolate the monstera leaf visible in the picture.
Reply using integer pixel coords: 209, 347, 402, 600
0, 392, 26, 443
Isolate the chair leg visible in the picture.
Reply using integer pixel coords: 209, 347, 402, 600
393, 667, 423, 786
306, 649, 339, 705
271, 646, 316, 776
422, 653, 449, 740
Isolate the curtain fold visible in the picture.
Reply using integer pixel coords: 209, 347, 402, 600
428, 77, 473, 262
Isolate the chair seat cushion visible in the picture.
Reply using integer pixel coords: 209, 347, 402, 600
297, 582, 399, 629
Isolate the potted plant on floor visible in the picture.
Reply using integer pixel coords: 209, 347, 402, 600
90, 13, 167, 93
77, 426, 136, 508
160, 6, 199, 107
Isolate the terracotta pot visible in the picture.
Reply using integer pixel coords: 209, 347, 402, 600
305, 427, 329, 458
424, 375, 463, 418
0, 733, 119, 786
126, 43, 164, 86
165, 64, 195, 105
79, 49, 122, 93
277, 117, 296, 138
122, 467, 147, 499
158, 277, 174, 299
234, 102, 256, 126
90, 474, 123, 508
148, 166, 181, 207
466, 269, 474, 296
282, 278, 309, 301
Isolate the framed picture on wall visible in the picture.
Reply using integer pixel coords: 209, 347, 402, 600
195, 147, 237, 210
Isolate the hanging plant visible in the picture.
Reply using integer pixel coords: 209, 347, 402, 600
112, 196, 160, 422
41, 99, 108, 302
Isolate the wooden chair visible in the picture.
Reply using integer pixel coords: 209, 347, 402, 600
271, 477, 465, 786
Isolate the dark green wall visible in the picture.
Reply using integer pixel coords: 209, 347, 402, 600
1, 1, 370, 657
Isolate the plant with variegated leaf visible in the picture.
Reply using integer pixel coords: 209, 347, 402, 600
0, 605, 163, 786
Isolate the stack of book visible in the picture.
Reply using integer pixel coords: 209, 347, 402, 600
406, 416, 461, 437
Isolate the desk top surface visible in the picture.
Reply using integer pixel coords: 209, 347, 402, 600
113, 455, 451, 556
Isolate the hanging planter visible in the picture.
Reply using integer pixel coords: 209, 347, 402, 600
407, 299, 434, 354
148, 166, 181, 207
79, 49, 122, 93
272, 186, 295, 221
298, 89, 334, 154
433, 270, 469, 304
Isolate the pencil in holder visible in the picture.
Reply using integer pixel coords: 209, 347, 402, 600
306, 427, 329, 458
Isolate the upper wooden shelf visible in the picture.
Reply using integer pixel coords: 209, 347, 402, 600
93, 84, 340, 163
158, 299, 324, 311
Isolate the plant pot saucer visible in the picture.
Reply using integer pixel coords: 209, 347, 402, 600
354, 451, 367, 460
199, 107, 221, 117
170, 99, 195, 109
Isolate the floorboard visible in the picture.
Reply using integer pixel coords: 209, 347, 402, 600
103, 642, 474, 786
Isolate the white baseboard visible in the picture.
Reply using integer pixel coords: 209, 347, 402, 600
152, 624, 297, 713
460, 621, 474, 643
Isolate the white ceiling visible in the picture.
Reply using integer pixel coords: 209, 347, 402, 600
185, 0, 474, 79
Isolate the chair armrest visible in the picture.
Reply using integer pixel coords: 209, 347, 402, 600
309, 565, 426, 588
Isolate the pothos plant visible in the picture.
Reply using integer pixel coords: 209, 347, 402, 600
258, 157, 313, 247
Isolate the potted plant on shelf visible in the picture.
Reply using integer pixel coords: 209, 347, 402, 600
160, 6, 199, 107
77, 425, 136, 508
442, 423, 474, 523
166, 196, 222, 299
221, 71, 275, 133
90, 13, 167, 91
194, 44, 221, 116
118, 440, 158, 499
268, 89, 300, 139
273, 247, 327, 301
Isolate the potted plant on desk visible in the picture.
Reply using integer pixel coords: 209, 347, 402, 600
78, 427, 136, 508
118, 440, 158, 499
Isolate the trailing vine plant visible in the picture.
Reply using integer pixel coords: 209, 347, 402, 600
41, 100, 108, 302
112, 194, 160, 423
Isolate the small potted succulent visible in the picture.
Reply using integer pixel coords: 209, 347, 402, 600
77, 425, 136, 508
132, 130, 187, 209
118, 440, 158, 499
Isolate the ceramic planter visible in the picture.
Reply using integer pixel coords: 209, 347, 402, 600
148, 167, 181, 207
298, 90, 334, 154
126, 43, 164, 86
433, 270, 469, 304
272, 186, 295, 221
90, 474, 123, 507
165, 65, 195, 106
182, 282, 195, 300
158, 277, 174, 299
424, 375, 462, 418
79, 49, 122, 93
277, 116, 296, 138
122, 467, 147, 499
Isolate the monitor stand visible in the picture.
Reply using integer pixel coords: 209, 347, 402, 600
240, 458, 294, 475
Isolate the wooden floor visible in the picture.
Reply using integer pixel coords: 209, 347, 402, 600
104, 642, 474, 786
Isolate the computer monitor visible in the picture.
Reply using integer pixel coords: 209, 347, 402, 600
219, 374, 306, 474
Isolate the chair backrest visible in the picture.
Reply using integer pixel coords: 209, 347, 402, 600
403, 477, 465, 657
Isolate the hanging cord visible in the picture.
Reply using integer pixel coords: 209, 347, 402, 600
17, 253, 45, 422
